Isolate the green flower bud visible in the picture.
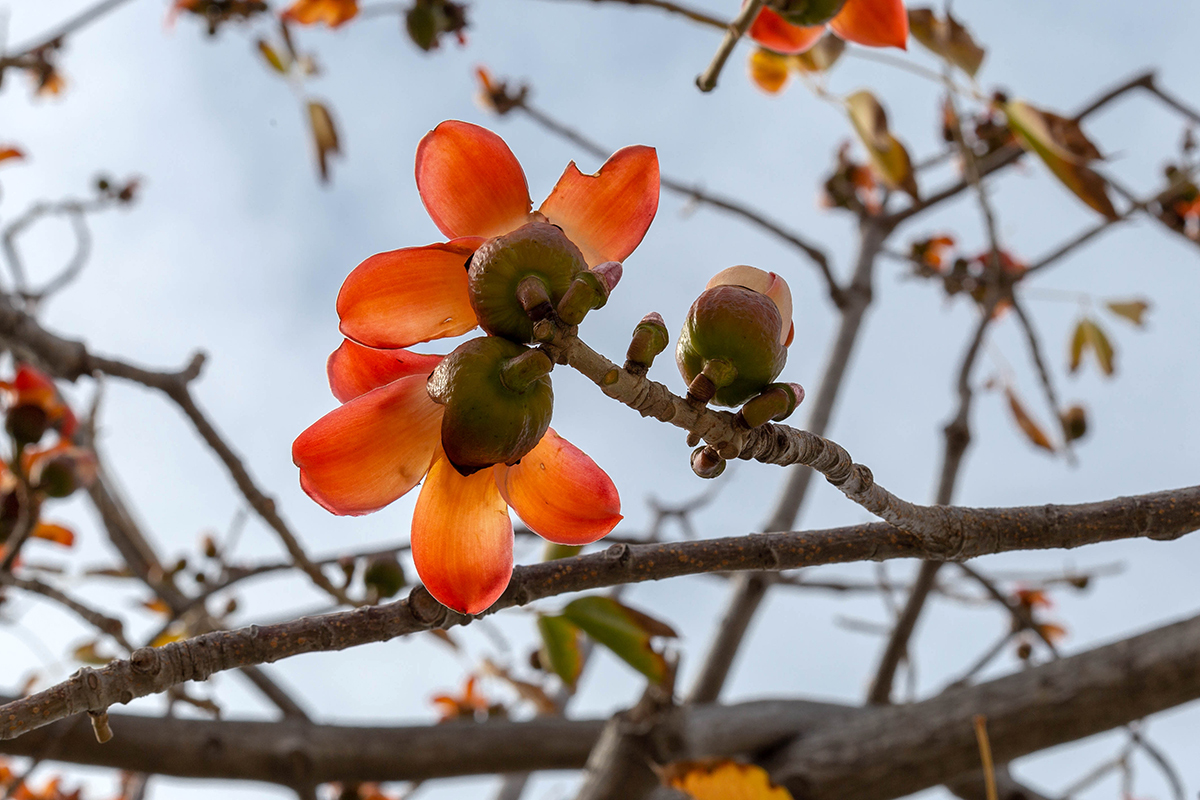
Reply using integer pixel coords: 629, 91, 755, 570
363, 554, 408, 599
427, 336, 554, 474
766, 0, 848, 26
468, 222, 587, 343
625, 312, 670, 374
676, 285, 787, 408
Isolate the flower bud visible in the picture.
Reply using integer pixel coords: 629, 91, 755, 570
738, 382, 805, 428
468, 222, 587, 343
1060, 405, 1087, 442
676, 272, 790, 408
30, 447, 97, 499
691, 445, 726, 479
6, 404, 49, 448
625, 312, 669, 374
363, 554, 408, 599
427, 337, 554, 474
766, 0, 849, 26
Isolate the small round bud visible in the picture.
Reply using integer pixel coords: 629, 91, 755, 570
427, 337, 554, 474
468, 222, 587, 343
766, 0, 849, 25
1060, 405, 1087, 442
363, 554, 408, 599
691, 445, 726, 479
7, 404, 49, 448
677, 284, 788, 408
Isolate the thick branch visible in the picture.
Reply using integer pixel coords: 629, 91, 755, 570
2, 484, 1198, 740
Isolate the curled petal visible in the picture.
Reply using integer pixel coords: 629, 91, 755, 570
281, 0, 359, 27
412, 450, 514, 614
495, 429, 621, 545
538, 145, 660, 267
337, 238, 482, 349
749, 9, 825, 55
293, 376, 442, 515
707, 265, 794, 346
327, 339, 443, 403
829, 0, 908, 49
415, 121, 532, 239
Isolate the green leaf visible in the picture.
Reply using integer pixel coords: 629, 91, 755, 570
1105, 299, 1150, 327
561, 596, 677, 684
537, 614, 583, 689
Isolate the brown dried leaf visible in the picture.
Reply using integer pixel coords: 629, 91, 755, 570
307, 100, 341, 183
256, 39, 290, 74
846, 91, 918, 199
1005, 387, 1055, 452
794, 33, 845, 73
1105, 299, 1150, 327
908, 8, 985, 77
1081, 318, 1115, 376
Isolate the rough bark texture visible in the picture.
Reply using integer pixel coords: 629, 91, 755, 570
3, 483, 1198, 740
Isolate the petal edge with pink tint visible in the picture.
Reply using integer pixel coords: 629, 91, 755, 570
539, 146, 660, 268
327, 339, 443, 403
415, 121, 533, 240
293, 375, 442, 516
748, 9, 825, 55
829, 0, 908, 49
495, 429, 621, 545
412, 451, 514, 615
337, 238, 482, 349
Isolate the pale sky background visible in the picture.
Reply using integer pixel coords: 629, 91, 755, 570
1, 1, 1199, 798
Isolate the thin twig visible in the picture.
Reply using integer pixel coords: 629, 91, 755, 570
695, 0, 763, 92
6, 0, 138, 57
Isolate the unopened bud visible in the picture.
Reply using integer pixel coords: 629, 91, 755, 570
363, 554, 408, 599
556, 270, 610, 326
624, 312, 669, 374
738, 382, 805, 429
7, 404, 49, 448
542, 542, 582, 561
1060, 405, 1087, 442
691, 445, 726, 479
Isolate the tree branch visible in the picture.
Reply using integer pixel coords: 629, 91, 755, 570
695, 0, 763, 92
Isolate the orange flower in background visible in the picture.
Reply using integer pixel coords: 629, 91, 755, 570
294, 340, 622, 614
750, 0, 908, 55
0, 364, 78, 439
431, 675, 491, 721
281, 0, 359, 27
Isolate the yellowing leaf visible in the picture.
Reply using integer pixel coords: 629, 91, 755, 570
538, 614, 583, 689
846, 90, 918, 199
794, 33, 845, 73
256, 39, 290, 74
307, 100, 341, 183
149, 623, 188, 648
749, 48, 790, 94
72, 640, 114, 666
1005, 388, 1055, 453
665, 760, 794, 800
1003, 100, 1117, 220
561, 596, 676, 684
1070, 318, 1115, 376
908, 8, 985, 77
1105, 299, 1150, 327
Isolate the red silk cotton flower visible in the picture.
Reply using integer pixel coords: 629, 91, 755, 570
294, 121, 658, 615
750, 0, 908, 55
294, 341, 623, 614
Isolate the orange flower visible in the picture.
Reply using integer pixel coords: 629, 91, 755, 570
281, 0, 358, 27
294, 340, 623, 614
749, 0, 908, 55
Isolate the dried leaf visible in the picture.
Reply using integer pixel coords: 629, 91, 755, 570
846, 91, 918, 199
537, 614, 583, 689
1105, 299, 1150, 327
794, 33, 845, 73
1003, 100, 1118, 220
908, 8, 985, 77
307, 100, 340, 183
141, 597, 172, 616
665, 760, 794, 800
1069, 319, 1087, 373
1005, 388, 1055, 452
426, 628, 460, 651
480, 660, 557, 715
561, 596, 677, 684
0, 147, 24, 164
1071, 318, 1115, 376
256, 39, 290, 74
150, 623, 188, 648
749, 48, 790, 94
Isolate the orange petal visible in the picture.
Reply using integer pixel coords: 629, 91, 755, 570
829, 0, 908, 49
31, 522, 75, 547
494, 429, 621, 545
412, 450, 513, 614
538, 146, 660, 267
327, 339, 443, 403
749, 9, 825, 55
415, 121, 532, 239
337, 238, 482, 349
281, 0, 358, 27
293, 376, 442, 515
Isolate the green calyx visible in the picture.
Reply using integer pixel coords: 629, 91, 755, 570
468, 222, 587, 343
427, 336, 554, 475
766, 0, 848, 26
676, 285, 787, 408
